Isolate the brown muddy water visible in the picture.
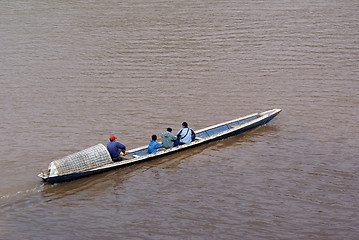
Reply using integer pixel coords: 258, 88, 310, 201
0, 0, 358, 239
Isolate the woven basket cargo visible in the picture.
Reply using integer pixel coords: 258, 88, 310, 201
52, 144, 112, 176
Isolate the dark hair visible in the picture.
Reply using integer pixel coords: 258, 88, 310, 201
167, 128, 172, 132
152, 135, 157, 141
182, 122, 188, 128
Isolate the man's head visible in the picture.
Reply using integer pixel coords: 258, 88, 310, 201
110, 135, 117, 141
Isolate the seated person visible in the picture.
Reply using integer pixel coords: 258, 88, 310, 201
107, 135, 127, 162
177, 122, 196, 145
161, 128, 177, 149
147, 135, 163, 154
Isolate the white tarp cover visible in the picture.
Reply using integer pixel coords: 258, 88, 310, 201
49, 144, 112, 177
49, 162, 58, 177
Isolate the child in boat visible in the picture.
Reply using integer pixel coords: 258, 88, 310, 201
147, 135, 163, 154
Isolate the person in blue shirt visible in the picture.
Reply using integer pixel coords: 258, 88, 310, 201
107, 135, 127, 162
147, 135, 163, 154
177, 122, 196, 145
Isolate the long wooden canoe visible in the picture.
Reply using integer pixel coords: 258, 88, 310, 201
38, 108, 281, 183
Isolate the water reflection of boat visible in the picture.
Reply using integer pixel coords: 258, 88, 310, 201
38, 108, 281, 183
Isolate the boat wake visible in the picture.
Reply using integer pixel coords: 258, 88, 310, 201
0, 184, 45, 202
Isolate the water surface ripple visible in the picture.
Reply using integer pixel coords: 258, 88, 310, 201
0, 0, 358, 239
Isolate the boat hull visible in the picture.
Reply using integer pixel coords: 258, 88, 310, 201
39, 109, 281, 183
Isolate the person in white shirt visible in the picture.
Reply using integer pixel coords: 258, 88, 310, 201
177, 122, 196, 145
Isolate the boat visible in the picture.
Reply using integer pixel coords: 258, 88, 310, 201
38, 108, 281, 183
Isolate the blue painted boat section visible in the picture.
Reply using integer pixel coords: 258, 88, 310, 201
127, 148, 148, 158
197, 115, 259, 139
44, 169, 104, 183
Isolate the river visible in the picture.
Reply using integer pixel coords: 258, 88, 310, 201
0, 0, 358, 239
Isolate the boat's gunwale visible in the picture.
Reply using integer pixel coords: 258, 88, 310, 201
39, 108, 281, 182
195, 112, 259, 133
